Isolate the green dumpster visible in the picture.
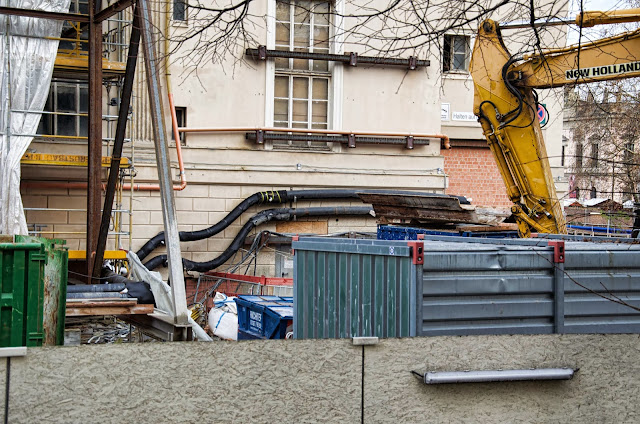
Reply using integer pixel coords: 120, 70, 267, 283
0, 242, 47, 347
15, 236, 68, 345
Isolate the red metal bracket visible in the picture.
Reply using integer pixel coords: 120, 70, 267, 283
548, 240, 565, 263
407, 241, 424, 265
291, 235, 299, 255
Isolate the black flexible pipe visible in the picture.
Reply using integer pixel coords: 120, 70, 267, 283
143, 206, 373, 272
136, 189, 469, 260
100, 268, 156, 305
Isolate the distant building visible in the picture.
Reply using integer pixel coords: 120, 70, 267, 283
563, 86, 640, 205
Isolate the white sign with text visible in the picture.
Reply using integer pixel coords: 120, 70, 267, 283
452, 111, 477, 122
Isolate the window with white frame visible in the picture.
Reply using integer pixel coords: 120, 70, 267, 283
442, 34, 470, 73
37, 81, 88, 138
273, 0, 331, 149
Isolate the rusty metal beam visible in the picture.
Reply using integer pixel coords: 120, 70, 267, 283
246, 46, 430, 69
87, 0, 103, 281
94, 0, 133, 23
93, 2, 141, 278
0, 6, 89, 23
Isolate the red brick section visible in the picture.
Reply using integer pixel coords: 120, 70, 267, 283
443, 145, 512, 208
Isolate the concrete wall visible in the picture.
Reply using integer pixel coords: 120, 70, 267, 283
2, 334, 639, 423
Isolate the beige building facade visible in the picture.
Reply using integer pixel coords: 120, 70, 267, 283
19, 0, 567, 277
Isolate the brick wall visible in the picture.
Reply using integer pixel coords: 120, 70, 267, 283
443, 145, 512, 208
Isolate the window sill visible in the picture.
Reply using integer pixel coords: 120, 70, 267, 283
443, 72, 471, 80
171, 20, 188, 28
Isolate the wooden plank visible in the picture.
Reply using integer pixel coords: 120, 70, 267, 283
457, 224, 519, 232
68, 250, 127, 260
66, 304, 154, 317
276, 221, 328, 235
21, 153, 130, 168
66, 300, 138, 308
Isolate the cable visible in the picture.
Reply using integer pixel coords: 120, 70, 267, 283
135, 188, 470, 261
143, 206, 374, 272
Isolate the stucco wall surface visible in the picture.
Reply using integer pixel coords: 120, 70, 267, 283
3, 334, 639, 423
4, 340, 361, 424
364, 334, 640, 423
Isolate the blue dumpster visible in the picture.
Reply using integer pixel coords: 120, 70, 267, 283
235, 295, 293, 339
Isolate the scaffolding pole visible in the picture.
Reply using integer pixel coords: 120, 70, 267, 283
139, 0, 189, 332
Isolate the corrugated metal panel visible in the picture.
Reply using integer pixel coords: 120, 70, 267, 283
293, 238, 420, 339
564, 247, 640, 334
420, 236, 640, 336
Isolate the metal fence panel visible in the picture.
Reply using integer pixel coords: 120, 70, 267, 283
420, 237, 640, 336
293, 238, 419, 339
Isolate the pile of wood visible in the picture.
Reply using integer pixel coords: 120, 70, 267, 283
66, 298, 154, 317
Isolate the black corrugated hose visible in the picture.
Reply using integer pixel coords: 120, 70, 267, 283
143, 206, 373, 272
135, 189, 469, 261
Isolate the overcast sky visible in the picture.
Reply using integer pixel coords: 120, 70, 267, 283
566, 0, 634, 44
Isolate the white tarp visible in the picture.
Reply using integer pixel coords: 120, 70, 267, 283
128, 251, 213, 342
0, 0, 70, 235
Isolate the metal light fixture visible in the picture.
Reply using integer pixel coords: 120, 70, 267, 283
419, 368, 575, 384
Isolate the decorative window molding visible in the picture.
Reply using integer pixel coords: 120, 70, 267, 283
264, 0, 344, 150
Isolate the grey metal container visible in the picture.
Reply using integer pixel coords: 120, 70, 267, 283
293, 237, 422, 339
419, 235, 640, 336
294, 234, 640, 339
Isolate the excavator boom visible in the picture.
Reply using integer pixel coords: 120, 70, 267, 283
470, 20, 566, 237
471, 10, 640, 237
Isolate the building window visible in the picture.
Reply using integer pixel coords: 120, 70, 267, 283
58, 0, 89, 53
590, 187, 597, 199
273, 0, 331, 149
589, 142, 599, 167
575, 143, 583, 169
37, 81, 88, 138
624, 141, 634, 162
561, 145, 566, 167
172, 106, 187, 145
173, 0, 186, 21
443, 34, 470, 73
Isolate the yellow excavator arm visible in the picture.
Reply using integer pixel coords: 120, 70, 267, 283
470, 9, 640, 237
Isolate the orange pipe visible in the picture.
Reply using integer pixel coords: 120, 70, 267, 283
21, 94, 188, 192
